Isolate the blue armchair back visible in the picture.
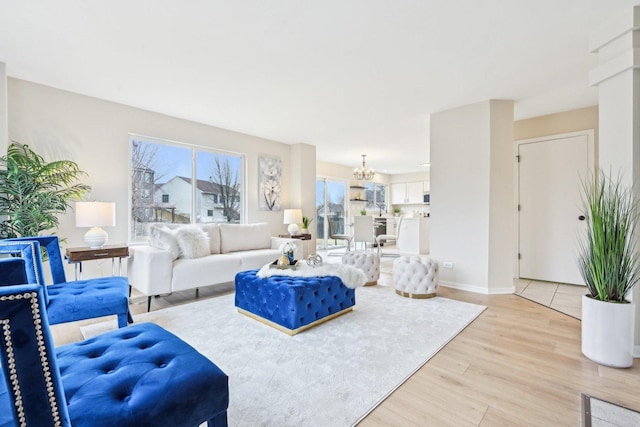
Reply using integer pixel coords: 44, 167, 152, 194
0, 283, 72, 426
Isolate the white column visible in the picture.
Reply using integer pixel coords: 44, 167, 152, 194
590, 6, 640, 356
289, 143, 317, 255
430, 99, 514, 294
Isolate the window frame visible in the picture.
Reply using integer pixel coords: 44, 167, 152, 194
364, 182, 388, 212
128, 134, 246, 242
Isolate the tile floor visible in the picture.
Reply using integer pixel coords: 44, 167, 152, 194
514, 278, 584, 319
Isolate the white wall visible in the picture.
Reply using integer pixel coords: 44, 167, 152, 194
8, 78, 315, 275
430, 99, 514, 294
389, 171, 429, 184
290, 143, 317, 251
488, 101, 515, 292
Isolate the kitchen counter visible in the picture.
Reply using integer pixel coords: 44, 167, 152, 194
398, 217, 429, 254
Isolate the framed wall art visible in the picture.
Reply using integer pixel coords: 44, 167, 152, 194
258, 155, 281, 211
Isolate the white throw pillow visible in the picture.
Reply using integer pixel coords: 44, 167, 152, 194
149, 225, 180, 260
220, 222, 271, 253
174, 225, 211, 259
199, 223, 222, 255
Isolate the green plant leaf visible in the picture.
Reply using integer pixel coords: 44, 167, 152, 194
0, 142, 91, 238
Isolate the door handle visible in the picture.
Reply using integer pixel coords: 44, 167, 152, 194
578, 215, 585, 221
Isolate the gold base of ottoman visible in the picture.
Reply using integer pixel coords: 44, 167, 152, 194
237, 307, 353, 336
365, 281, 377, 286
395, 289, 436, 299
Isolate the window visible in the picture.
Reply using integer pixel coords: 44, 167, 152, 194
316, 178, 348, 251
364, 182, 387, 212
130, 136, 245, 241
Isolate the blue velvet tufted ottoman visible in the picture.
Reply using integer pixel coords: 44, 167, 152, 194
234, 269, 356, 335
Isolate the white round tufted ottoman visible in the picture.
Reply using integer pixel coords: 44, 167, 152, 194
393, 256, 439, 298
342, 251, 380, 286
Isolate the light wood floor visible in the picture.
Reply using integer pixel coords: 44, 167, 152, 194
51, 262, 640, 427
361, 286, 640, 426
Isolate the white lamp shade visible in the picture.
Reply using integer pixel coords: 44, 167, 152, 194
283, 209, 303, 225
75, 202, 116, 227
283, 209, 303, 235
76, 202, 116, 248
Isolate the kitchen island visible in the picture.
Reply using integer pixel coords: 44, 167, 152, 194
398, 216, 429, 254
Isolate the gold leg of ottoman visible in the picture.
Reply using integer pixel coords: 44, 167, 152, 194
395, 289, 436, 299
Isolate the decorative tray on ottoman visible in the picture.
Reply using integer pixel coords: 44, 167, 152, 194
269, 260, 299, 270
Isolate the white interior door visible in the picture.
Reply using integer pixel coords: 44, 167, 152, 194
517, 131, 594, 285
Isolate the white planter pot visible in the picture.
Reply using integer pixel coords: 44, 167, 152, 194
581, 295, 635, 368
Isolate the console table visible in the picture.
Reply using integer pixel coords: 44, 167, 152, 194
65, 245, 129, 280
279, 233, 312, 257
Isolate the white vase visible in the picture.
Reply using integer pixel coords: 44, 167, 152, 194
581, 294, 635, 368
301, 228, 309, 234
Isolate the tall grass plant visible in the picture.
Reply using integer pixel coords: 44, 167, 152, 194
577, 170, 640, 302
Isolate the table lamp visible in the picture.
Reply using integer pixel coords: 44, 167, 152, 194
283, 209, 303, 235
75, 201, 116, 248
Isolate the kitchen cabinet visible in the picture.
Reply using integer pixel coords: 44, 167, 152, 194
385, 217, 398, 236
391, 181, 428, 204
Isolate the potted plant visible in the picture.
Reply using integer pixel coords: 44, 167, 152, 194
0, 142, 91, 238
393, 207, 400, 217
301, 216, 313, 234
577, 170, 640, 368
360, 208, 367, 216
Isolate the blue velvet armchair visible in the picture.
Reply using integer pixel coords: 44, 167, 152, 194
0, 236, 131, 327
0, 283, 229, 427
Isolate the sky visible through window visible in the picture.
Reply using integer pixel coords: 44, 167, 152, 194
150, 143, 241, 184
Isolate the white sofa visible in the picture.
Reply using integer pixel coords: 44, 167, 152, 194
127, 222, 303, 310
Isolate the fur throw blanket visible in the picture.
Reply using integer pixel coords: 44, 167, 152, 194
256, 262, 367, 289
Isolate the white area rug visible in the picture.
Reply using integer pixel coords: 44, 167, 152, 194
82, 285, 486, 426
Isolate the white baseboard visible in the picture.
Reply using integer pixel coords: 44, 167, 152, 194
634, 345, 640, 358
440, 280, 515, 295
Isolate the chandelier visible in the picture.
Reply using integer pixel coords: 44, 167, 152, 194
353, 154, 375, 181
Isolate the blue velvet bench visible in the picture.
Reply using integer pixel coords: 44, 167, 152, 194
234, 269, 356, 335
0, 284, 229, 427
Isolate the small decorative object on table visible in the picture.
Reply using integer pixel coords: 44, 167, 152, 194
279, 241, 298, 265
360, 208, 367, 216
306, 253, 323, 267
271, 259, 299, 270
301, 216, 313, 234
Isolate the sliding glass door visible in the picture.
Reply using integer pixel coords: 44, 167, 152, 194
316, 178, 348, 251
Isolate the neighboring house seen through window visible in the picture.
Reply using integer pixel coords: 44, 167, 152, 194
130, 135, 245, 241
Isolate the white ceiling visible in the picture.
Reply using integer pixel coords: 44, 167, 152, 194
0, 1, 635, 174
